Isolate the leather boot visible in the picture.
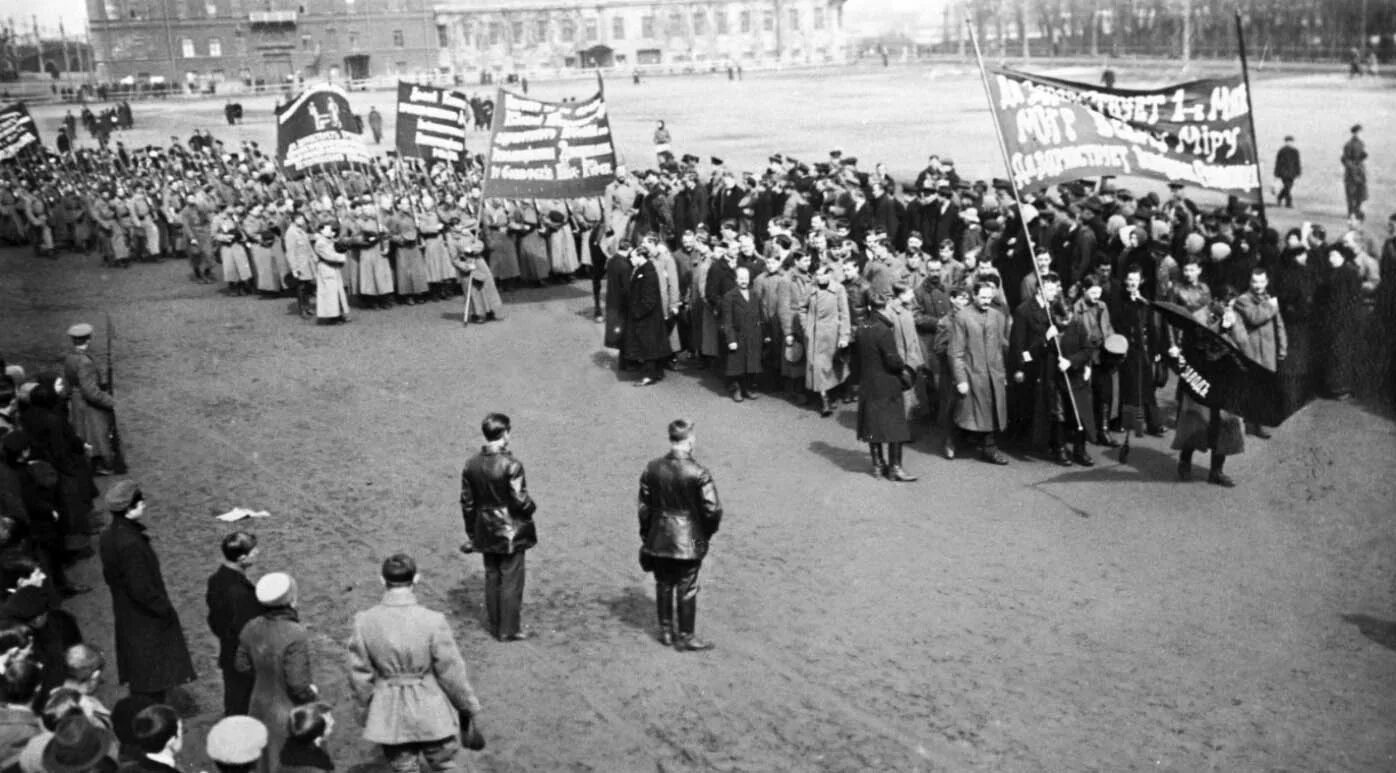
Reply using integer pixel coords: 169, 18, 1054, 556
885, 443, 917, 482
675, 596, 713, 651
819, 392, 833, 417
741, 376, 758, 400
790, 379, 808, 405
1177, 450, 1194, 481
656, 587, 675, 646
1072, 440, 1094, 467
869, 443, 887, 478
1208, 454, 1235, 487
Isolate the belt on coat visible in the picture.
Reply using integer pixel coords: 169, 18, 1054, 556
381, 674, 429, 685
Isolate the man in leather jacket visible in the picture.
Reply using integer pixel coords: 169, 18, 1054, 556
638, 419, 723, 651
460, 413, 537, 642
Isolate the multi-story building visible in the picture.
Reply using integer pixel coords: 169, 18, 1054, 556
435, 0, 848, 74
85, 0, 847, 86
86, 0, 441, 85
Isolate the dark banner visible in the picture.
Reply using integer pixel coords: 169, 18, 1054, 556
481, 85, 616, 199
0, 102, 42, 162
988, 69, 1261, 196
1154, 302, 1286, 427
395, 82, 469, 164
276, 85, 371, 177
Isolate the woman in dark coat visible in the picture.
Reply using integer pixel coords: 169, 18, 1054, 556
1314, 245, 1364, 398
623, 250, 672, 386
718, 266, 765, 401
19, 377, 96, 562
856, 294, 915, 482
1273, 231, 1318, 414
96, 482, 197, 702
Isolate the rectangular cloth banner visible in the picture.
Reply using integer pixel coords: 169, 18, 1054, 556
276, 84, 371, 177
1154, 301, 1286, 427
988, 69, 1261, 196
395, 82, 469, 163
0, 103, 42, 162
481, 85, 616, 199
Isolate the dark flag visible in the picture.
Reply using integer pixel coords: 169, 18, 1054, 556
395, 81, 469, 164
276, 84, 372, 177
0, 102, 42, 162
986, 69, 1261, 197
480, 78, 617, 199
1154, 301, 1286, 427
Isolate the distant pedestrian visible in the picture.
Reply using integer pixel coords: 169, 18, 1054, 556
347, 554, 483, 772
1342, 124, 1368, 221
1274, 135, 1301, 208
367, 107, 383, 144
459, 413, 537, 641
638, 419, 722, 651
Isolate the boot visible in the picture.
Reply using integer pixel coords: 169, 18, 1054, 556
790, 379, 808, 405
1071, 440, 1094, 467
869, 443, 887, 478
1053, 446, 1073, 467
884, 443, 917, 482
1177, 450, 1194, 482
1207, 454, 1234, 487
656, 587, 675, 646
728, 380, 744, 403
675, 596, 713, 651
740, 376, 758, 400
819, 392, 833, 417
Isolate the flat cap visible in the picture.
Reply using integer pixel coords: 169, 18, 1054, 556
104, 480, 140, 511
206, 716, 268, 765
66, 323, 93, 338
256, 572, 297, 607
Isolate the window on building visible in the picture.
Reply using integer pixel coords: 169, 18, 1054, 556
101, 0, 118, 20
584, 18, 598, 41
536, 19, 548, 41
640, 15, 653, 38
393, 29, 404, 47
668, 11, 683, 35
301, 34, 312, 49
181, 37, 196, 58
560, 19, 575, 42
739, 11, 751, 33
437, 24, 448, 47
612, 17, 624, 40
692, 10, 705, 35
511, 21, 523, 41
813, 7, 824, 30
348, 31, 359, 49
489, 23, 502, 45
762, 10, 774, 32
208, 37, 221, 56
788, 9, 799, 30
715, 11, 727, 34
204, 1, 217, 16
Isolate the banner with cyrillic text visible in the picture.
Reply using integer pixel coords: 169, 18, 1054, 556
0, 102, 42, 162
988, 69, 1261, 196
395, 82, 469, 164
481, 86, 616, 199
276, 84, 372, 177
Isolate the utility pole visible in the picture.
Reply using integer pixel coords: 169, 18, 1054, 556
31, 15, 41, 73
1361, 0, 1369, 57
59, 19, 73, 76
1020, 0, 1029, 60
1181, 0, 1191, 68
160, 0, 178, 82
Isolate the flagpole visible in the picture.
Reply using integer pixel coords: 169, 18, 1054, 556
966, 17, 1082, 432
1234, 10, 1266, 227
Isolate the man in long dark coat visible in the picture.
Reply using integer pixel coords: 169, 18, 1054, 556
719, 267, 765, 402
603, 241, 635, 354
856, 294, 915, 481
624, 248, 672, 386
1342, 124, 1368, 221
1112, 266, 1166, 439
97, 480, 196, 702
206, 531, 260, 716
1274, 135, 1301, 208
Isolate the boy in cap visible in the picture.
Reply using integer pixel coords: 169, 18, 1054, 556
205, 715, 267, 773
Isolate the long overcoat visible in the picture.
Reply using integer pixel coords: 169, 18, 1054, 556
949, 303, 1010, 432
623, 260, 672, 363
61, 348, 114, 461
312, 235, 351, 319
855, 314, 911, 443
1232, 291, 1287, 370
803, 283, 851, 391
719, 287, 764, 376
97, 516, 196, 693
347, 588, 482, 745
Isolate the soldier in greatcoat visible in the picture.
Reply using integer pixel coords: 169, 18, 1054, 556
950, 280, 1011, 464
60, 323, 116, 476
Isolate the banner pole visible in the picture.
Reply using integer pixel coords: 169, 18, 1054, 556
1234, 10, 1267, 227
966, 17, 1082, 432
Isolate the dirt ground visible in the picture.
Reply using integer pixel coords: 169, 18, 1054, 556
4, 65, 1395, 771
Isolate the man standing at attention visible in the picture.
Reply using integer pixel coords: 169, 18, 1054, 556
638, 419, 723, 651
348, 553, 483, 773
460, 413, 537, 642
61, 323, 117, 476
205, 531, 261, 717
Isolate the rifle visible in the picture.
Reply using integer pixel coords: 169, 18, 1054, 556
104, 313, 128, 474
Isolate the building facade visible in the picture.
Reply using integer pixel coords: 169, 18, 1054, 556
434, 0, 848, 74
86, 0, 441, 85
